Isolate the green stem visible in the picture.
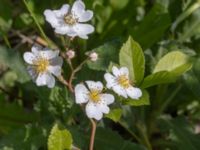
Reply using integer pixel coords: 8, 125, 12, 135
3, 34, 11, 48
23, 0, 51, 46
118, 121, 142, 144
136, 124, 152, 150
158, 84, 182, 114
171, 1, 200, 32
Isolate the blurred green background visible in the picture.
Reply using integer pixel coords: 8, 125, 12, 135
1, 0, 200, 150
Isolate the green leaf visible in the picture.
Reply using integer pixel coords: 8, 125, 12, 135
0, 46, 31, 83
183, 58, 200, 98
0, 124, 47, 150
119, 36, 145, 84
0, 101, 39, 132
105, 108, 122, 122
123, 90, 150, 106
48, 123, 72, 150
87, 39, 122, 71
153, 51, 192, 73
109, 0, 129, 10
131, 3, 171, 49
142, 51, 192, 88
94, 128, 146, 150
159, 117, 200, 150
141, 71, 175, 88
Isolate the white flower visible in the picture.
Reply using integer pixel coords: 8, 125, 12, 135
104, 66, 142, 99
23, 46, 63, 88
44, 0, 94, 39
75, 81, 114, 120
89, 52, 98, 62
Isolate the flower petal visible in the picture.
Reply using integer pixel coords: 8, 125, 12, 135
44, 10, 59, 28
39, 50, 59, 59
104, 73, 116, 89
75, 84, 89, 104
23, 52, 36, 64
46, 73, 56, 88
31, 46, 40, 54
112, 66, 120, 77
101, 94, 115, 105
78, 10, 93, 22
47, 66, 61, 77
96, 102, 110, 114
55, 26, 77, 36
27, 66, 37, 80
73, 24, 94, 38
36, 73, 48, 86
50, 56, 63, 66
59, 4, 70, 16
119, 67, 129, 76
112, 85, 128, 98
126, 87, 142, 99
72, 0, 85, 17
86, 81, 103, 91
86, 102, 103, 120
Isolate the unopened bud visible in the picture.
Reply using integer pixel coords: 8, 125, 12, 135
66, 50, 75, 59
89, 52, 98, 62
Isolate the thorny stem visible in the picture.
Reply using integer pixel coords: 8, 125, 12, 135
89, 119, 97, 150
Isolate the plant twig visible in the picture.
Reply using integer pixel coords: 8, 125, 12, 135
89, 119, 97, 150
23, 0, 52, 47
68, 59, 88, 92
2, 34, 11, 48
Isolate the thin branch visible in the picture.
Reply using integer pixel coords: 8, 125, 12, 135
89, 119, 97, 150
68, 59, 88, 93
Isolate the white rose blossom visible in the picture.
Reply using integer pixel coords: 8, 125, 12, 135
75, 81, 114, 120
23, 46, 63, 88
44, 0, 94, 39
104, 66, 142, 99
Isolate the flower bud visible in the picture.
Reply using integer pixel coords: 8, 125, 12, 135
66, 50, 75, 59
89, 52, 98, 62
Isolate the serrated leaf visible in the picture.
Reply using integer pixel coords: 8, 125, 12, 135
105, 108, 122, 122
87, 39, 122, 71
0, 46, 30, 83
123, 90, 150, 106
119, 36, 145, 84
48, 123, 72, 150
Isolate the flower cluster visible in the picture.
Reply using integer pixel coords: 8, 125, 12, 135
75, 66, 142, 120
23, 0, 142, 121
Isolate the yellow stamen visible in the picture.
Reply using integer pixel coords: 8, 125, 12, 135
88, 90, 101, 103
117, 75, 130, 88
64, 14, 78, 25
34, 58, 49, 73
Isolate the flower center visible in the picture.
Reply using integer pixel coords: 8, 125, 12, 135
34, 58, 49, 73
64, 13, 78, 26
117, 75, 130, 88
88, 90, 101, 103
